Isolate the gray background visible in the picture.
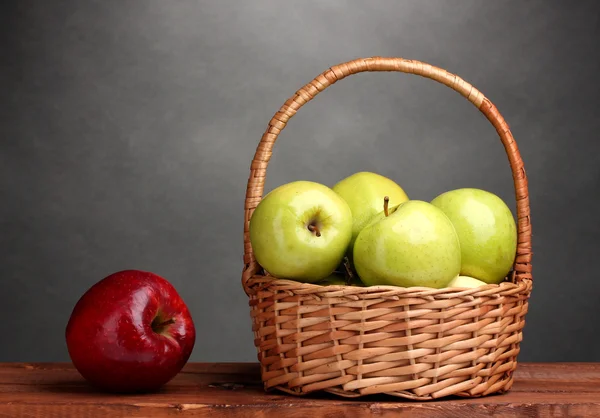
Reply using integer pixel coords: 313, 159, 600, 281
1, 1, 599, 363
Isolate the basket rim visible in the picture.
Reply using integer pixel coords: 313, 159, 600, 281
246, 274, 532, 301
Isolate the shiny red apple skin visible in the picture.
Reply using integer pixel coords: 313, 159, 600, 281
65, 270, 196, 393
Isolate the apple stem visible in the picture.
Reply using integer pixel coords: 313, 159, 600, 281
156, 318, 175, 327
151, 317, 176, 335
308, 224, 321, 237
384, 196, 390, 217
343, 256, 355, 285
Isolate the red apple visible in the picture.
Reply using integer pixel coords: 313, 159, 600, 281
65, 270, 196, 392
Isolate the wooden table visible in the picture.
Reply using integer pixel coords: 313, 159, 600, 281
1, 362, 598, 417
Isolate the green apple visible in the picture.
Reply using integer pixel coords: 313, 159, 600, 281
431, 188, 517, 284
249, 181, 353, 283
332, 172, 409, 253
447, 275, 487, 288
353, 200, 461, 288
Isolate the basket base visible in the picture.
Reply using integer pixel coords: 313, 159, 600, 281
265, 369, 515, 401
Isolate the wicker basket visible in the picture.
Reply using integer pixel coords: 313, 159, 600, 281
241, 57, 532, 400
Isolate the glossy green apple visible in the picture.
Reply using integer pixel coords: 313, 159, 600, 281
447, 275, 487, 288
249, 181, 352, 283
353, 200, 461, 288
431, 188, 517, 284
332, 172, 409, 252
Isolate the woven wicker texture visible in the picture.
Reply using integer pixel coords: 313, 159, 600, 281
241, 57, 532, 400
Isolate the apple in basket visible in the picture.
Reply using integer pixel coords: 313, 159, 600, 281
353, 199, 462, 288
65, 270, 196, 392
448, 275, 488, 288
431, 188, 517, 284
332, 171, 409, 255
249, 181, 353, 282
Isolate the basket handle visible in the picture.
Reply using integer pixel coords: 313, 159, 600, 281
241, 57, 532, 294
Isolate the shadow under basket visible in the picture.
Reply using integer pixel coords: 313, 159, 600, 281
241, 57, 533, 401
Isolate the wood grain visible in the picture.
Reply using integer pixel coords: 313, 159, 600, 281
1, 362, 599, 417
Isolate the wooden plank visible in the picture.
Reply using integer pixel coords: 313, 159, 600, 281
0, 363, 599, 417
